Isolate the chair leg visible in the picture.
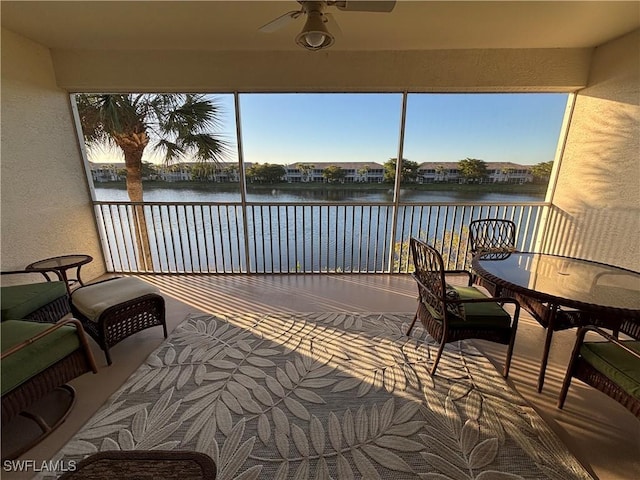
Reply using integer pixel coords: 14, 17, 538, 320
430, 341, 447, 375
557, 372, 573, 410
557, 327, 587, 410
503, 333, 516, 378
406, 312, 418, 336
104, 348, 113, 366
503, 305, 520, 378
537, 326, 554, 392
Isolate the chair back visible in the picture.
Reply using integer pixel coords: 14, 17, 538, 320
469, 219, 516, 255
410, 238, 448, 319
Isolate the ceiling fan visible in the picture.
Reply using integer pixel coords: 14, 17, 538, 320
259, 1, 396, 51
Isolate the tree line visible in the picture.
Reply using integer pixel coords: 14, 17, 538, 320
242, 158, 553, 185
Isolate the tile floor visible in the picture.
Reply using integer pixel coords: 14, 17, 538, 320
3, 275, 638, 479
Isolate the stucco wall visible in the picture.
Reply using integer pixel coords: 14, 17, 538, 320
1, 28, 105, 280
543, 29, 640, 270
50, 48, 591, 93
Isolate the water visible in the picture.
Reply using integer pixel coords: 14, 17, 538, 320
94, 185, 545, 273
94, 185, 544, 204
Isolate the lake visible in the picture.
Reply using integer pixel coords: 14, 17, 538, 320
94, 185, 545, 204
94, 185, 546, 274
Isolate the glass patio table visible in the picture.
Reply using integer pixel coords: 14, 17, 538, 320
472, 251, 640, 392
25, 254, 93, 296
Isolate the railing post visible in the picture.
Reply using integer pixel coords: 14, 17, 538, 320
387, 92, 408, 273
234, 92, 252, 273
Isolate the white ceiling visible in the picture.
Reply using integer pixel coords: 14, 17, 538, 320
1, 1, 639, 52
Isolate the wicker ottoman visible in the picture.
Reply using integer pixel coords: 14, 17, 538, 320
70, 278, 167, 365
59, 450, 216, 479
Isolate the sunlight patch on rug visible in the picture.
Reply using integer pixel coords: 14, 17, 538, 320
40, 312, 592, 480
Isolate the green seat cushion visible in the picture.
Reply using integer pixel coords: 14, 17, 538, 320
580, 340, 640, 400
423, 285, 512, 329
1, 320, 81, 395
449, 285, 491, 300
1, 281, 67, 321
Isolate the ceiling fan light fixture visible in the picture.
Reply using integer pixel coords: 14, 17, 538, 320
304, 31, 328, 48
295, 11, 334, 51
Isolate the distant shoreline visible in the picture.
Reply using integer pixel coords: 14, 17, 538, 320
95, 181, 548, 195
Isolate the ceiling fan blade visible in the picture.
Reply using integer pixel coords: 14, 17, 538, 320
259, 10, 303, 33
334, 1, 396, 12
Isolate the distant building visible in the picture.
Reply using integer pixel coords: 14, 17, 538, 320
286, 162, 385, 183
417, 162, 533, 184
90, 163, 121, 182
88, 160, 534, 184
161, 165, 191, 182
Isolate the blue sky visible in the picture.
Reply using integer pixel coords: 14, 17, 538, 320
88, 92, 569, 167
235, 92, 568, 166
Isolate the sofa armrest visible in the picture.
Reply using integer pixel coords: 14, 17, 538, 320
1, 318, 97, 371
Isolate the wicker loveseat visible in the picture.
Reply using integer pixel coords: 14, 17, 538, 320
1, 270, 70, 323
1, 318, 97, 460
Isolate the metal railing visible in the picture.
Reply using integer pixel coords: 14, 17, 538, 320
94, 201, 549, 274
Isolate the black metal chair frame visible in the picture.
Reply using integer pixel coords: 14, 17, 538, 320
406, 237, 520, 377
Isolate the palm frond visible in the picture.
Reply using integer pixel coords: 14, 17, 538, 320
153, 139, 185, 164
180, 134, 231, 163
75, 92, 231, 166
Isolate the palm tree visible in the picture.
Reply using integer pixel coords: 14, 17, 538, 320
297, 163, 315, 182
357, 165, 370, 183
75, 93, 229, 269
502, 167, 515, 183
531, 161, 553, 183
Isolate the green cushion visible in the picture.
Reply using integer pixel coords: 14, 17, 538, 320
580, 340, 640, 400
1, 320, 81, 395
422, 285, 511, 329
1, 281, 67, 321
448, 285, 511, 328
450, 285, 490, 300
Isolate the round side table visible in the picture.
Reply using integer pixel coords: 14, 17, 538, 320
25, 254, 93, 295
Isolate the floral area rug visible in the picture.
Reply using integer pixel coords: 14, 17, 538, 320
42, 312, 592, 479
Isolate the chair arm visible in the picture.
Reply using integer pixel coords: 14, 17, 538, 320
411, 273, 438, 299
575, 325, 640, 360
1, 269, 63, 282
1, 318, 98, 373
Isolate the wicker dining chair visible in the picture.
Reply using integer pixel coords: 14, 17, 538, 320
558, 318, 640, 417
468, 219, 609, 391
406, 238, 521, 377
468, 218, 517, 295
